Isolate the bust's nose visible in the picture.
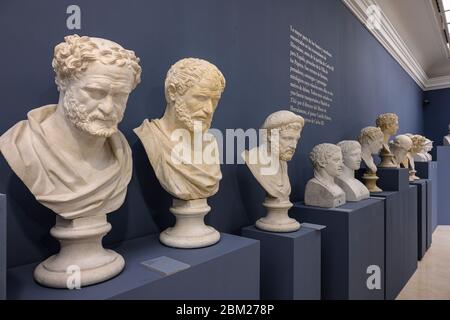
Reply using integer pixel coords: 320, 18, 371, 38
98, 96, 115, 117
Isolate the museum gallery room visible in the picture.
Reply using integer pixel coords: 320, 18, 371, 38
2, 0, 450, 302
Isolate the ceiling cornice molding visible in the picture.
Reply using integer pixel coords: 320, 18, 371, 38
426, 75, 450, 90
342, 0, 450, 91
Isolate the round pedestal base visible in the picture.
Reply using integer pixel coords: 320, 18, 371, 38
160, 226, 220, 249
409, 170, 420, 181
34, 251, 124, 289
255, 199, 300, 233
379, 152, 397, 168
256, 218, 300, 233
34, 215, 124, 289
160, 198, 220, 249
363, 172, 382, 193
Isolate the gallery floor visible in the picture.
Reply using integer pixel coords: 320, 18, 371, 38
397, 226, 450, 300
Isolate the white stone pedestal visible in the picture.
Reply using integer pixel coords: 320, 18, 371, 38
160, 199, 220, 249
255, 197, 300, 233
34, 215, 124, 288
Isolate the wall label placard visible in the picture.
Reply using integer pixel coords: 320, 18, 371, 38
289, 25, 335, 126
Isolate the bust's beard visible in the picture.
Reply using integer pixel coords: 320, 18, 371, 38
279, 150, 293, 162
174, 100, 211, 133
63, 90, 120, 138
269, 140, 292, 162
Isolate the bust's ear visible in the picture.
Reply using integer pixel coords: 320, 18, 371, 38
167, 84, 177, 103
317, 159, 327, 169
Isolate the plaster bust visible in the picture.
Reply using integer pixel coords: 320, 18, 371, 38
403, 134, 425, 181
304, 143, 346, 208
0, 35, 141, 288
414, 137, 433, 162
444, 124, 450, 146
390, 134, 413, 168
242, 110, 304, 232
134, 58, 225, 248
335, 141, 370, 202
358, 126, 384, 192
376, 113, 399, 168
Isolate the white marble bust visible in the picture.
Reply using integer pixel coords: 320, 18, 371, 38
134, 58, 225, 249
414, 138, 433, 162
390, 134, 413, 168
376, 113, 399, 168
0, 35, 141, 288
444, 124, 450, 146
242, 110, 304, 232
335, 141, 370, 202
304, 143, 346, 208
358, 126, 384, 193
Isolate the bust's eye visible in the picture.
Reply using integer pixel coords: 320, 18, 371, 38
113, 92, 129, 100
84, 87, 108, 100
194, 95, 208, 102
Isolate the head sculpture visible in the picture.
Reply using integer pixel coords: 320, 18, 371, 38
53, 34, 141, 138
409, 134, 427, 154
261, 111, 304, 162
164, 58, 226, 132
376, 113, 399, 136
423, 138, 433, 153
358, 126, 384, 155
390, 134, 413, 164
309, 143, 344, 178
337, 140, 362, 171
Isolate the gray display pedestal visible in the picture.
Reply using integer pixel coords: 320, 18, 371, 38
7, 233, 260, 300
415, 161, 438, 237
242, 223, 325, 300
291, 198, 385, 300
410, 180, 429, 261
437, 147, 450, 225
371, 186, 418, 300
376, 168, 409, 191
0, 194, 5, 300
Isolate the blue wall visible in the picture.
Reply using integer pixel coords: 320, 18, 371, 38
0, 0, 424, 268
424, 88, 450, 158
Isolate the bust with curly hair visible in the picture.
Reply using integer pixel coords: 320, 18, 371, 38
0, 35, 142, 289
304, 143, 346, 208
376, 113, 399, 168
134, 57, 226, 249
414, 137, 433, 162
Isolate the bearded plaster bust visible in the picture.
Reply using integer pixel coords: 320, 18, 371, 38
390, 135, 413, 168
358, 126, 384, 193
134, 58, 225, 249
376, 113, 399, 168
403, 134, 425, 181
335, 140, 370, 202
0, 35, 141, 288
304, 143, 346, 208
242, 110, 304, 232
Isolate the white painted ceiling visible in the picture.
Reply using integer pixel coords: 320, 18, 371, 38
376, 0, 450, 78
